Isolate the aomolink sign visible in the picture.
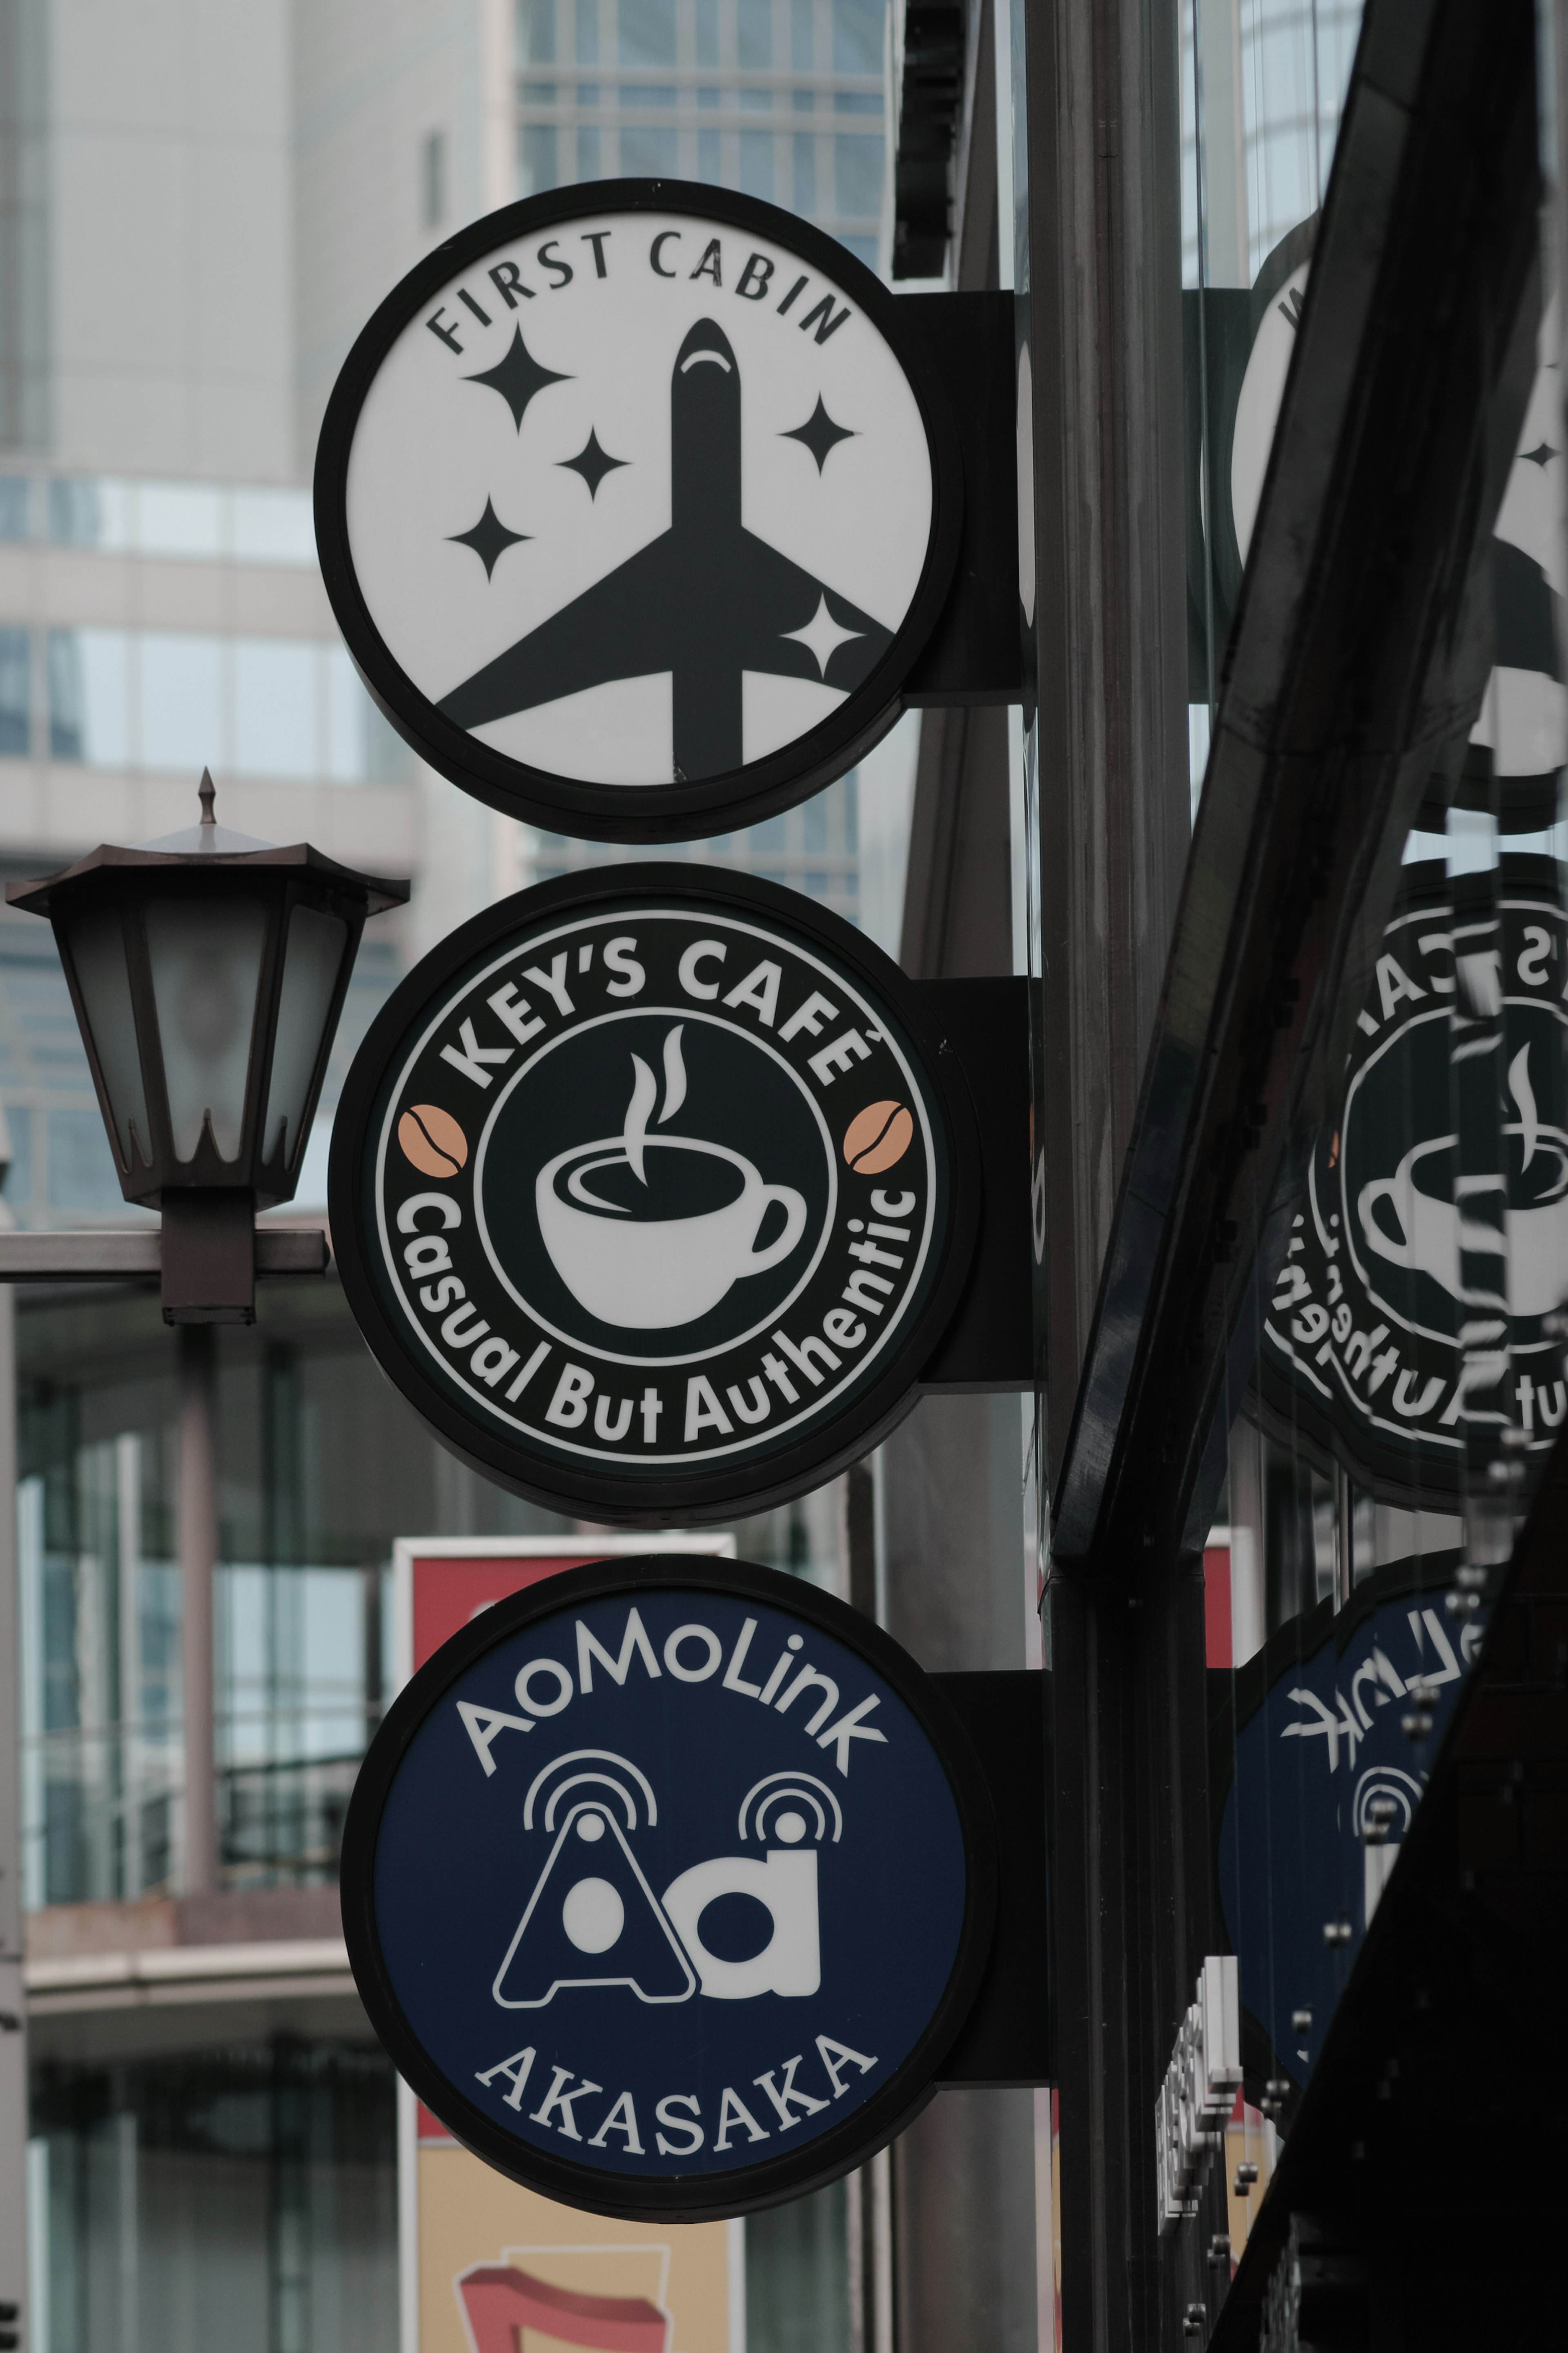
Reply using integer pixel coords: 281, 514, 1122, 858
342, 1557, 995, 2218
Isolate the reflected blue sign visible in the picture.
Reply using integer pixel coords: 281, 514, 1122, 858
1216, 1564, 1480, 2099
343, 1560, 991, 2218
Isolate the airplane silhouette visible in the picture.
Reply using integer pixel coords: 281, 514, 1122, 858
438, 317, 895, 781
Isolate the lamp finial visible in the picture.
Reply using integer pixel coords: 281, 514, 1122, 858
198, 769, 216, 838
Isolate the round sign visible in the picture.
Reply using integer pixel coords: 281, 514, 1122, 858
314, 181, 961, 842
329, 867, 978, 1523
341, 1557, 996, 2219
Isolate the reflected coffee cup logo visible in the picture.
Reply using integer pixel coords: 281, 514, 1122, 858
535, 1024, 808, 1330
1357, 1045, 1568, 1318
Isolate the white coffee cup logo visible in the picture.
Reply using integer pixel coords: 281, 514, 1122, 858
534, 1024, 807, 1329
1357, 1044, 1568, 1318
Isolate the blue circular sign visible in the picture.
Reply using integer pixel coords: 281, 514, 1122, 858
342, 1557, 996, 2218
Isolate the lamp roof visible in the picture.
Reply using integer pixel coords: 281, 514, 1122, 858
5, 770, 410, 919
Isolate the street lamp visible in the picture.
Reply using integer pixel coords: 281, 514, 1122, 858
4, 772, 408, 1321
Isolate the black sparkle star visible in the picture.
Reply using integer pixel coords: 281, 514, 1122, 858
781, 395, 857, 474
448, 497, 530, 579
1523, 441, 1559, 468
463, 326, 571, 431
558, 428, 630, 499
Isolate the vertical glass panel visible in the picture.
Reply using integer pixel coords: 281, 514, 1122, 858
139, 632, 225, 776
0, 626, 28, 754
518, 0, 557, 60
622, 124, 678, 174
695, 0, 718, 64
619, 0, 675, 65
745, 2179, 850, 2353
739, 0, 771, 67
234, 638, 315, 780
47, 628, 130, 765
137, 482, 224, 560
47, 1110, 125, 1214
145, 897, 268, 1162
740, 127, 775, 198
831, 0, 881, 74
2, 1105, 32, 1210
578, 124, 601, 175
0, 476, 30, 538
261, 904, 348, 1173
791, 0, 814, 69
230, 487, 316, 566
519, 121, 560, 194
576, 0, 599, 62
65, 904, 152, 1173
47, 477, 104, 545
793, 131, 816, 214
833, 133, 882, 216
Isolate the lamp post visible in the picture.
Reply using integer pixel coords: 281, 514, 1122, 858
3, 771, 408, 1320
0, 777, 409, 1898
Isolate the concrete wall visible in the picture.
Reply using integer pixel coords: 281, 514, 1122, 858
46, 0, 295, 477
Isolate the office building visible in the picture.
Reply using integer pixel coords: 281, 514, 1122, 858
5, 0, 1564, 2341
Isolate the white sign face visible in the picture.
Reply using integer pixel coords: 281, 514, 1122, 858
323, 193, 946, 828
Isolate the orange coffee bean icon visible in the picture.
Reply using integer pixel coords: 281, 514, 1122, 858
842, 1100, 914, 1175
398, 1103, 469, 1179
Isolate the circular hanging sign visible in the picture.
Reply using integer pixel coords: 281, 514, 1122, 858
314, 181, 961, 842
329, 867, 978, 1523
341, 1556, 996, 2218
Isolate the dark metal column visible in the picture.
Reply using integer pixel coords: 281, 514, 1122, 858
881, 1392, 1036, 2353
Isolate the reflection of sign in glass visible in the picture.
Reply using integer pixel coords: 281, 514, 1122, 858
315, 183, 958, 841
1213, 1558, 1481, 2109
345, 1558, 995, 2219
331, 871, 976, 1525
1259, 859, 1568, 1489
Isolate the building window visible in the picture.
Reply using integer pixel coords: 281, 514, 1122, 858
422, 128, 446, 228
0, 626, 29, 754
40, 627, 412, 784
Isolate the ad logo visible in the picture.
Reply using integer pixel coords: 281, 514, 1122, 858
494, 1749, 837, 2008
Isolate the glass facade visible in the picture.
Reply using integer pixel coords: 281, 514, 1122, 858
0, 476, 317, 565
29, 2041, 398, 2353
0, 627, 408, 783
989, 0, 1568, 2325
27, 2039, 850, 2353
514, 0, 888, 270
1172, 0, 1568, 2286
14, 1281, 851, 1911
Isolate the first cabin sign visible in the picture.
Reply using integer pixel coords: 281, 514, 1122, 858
314, 181, 961, 842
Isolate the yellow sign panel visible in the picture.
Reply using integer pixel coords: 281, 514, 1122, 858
413, 2118, 738, 2353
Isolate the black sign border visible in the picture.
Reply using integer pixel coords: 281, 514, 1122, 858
328, 864, 982, 1526
313, 178, 963, 844
341, 1553, 1000, 2221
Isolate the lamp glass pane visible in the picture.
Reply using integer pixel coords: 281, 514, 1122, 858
66, 903, 153, 1174
145, 896, 267, 1161
262, 902, 348, 1170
